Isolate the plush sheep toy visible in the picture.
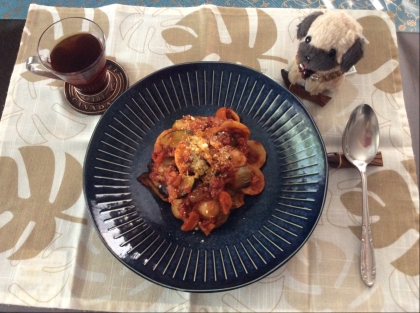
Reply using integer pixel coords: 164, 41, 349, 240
282, 11, 367, 106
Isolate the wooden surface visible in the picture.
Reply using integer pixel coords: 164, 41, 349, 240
0, 20, 25, 115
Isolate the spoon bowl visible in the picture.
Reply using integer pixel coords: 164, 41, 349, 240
342, 104, 379, 287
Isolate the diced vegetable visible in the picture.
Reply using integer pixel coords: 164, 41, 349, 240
172, 119, 191, 130
174, 142, 189, 174
177, 176, 195, 198
229, 148, 247, 168
171, 199, 183, 219
188, 185, 206, 203
215, 131, 237, 147
161, 157, 175, 165
181, 211, 200, 231
230, 165, 252, 190
160, 130, 193, 148
152, 129, 173, 162
199, 222, 216, 236
218, 191, 233, 214
241, 165, 265, 195
231, 191, 245, 209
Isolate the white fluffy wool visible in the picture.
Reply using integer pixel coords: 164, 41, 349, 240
305, 11, 364, 63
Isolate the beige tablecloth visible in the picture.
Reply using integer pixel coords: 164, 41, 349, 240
0, 4, 418, 312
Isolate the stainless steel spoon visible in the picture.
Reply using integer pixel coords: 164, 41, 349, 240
342, 104, 379, 287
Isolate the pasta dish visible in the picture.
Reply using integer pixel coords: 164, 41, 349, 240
138, 108, 266, 235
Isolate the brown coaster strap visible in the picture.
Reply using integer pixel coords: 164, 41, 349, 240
328, 151, 383, 168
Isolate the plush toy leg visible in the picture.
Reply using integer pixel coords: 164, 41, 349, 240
281, 69, 331, 107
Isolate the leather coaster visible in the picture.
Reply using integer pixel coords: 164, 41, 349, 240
64, 59, 129, 115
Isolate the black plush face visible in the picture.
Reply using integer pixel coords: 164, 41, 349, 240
297, 36, 339, 72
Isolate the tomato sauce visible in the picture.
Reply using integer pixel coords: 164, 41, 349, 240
138, 108, 266, 235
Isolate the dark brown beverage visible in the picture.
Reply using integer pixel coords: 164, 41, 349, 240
50, 33, 108, 95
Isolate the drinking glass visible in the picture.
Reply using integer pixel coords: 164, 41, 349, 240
26, 17, 128, 113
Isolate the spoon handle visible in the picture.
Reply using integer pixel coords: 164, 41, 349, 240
360, 169, 376, 287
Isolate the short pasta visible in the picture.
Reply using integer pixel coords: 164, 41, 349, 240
138, 108, 266, 235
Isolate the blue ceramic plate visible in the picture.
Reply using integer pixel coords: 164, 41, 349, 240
84, 62, 328, 292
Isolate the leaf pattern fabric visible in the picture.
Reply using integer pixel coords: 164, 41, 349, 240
284, 239, 384, 312
162, 7, 287, 69
0, 4, 418, 312
0, 146, 84, 260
